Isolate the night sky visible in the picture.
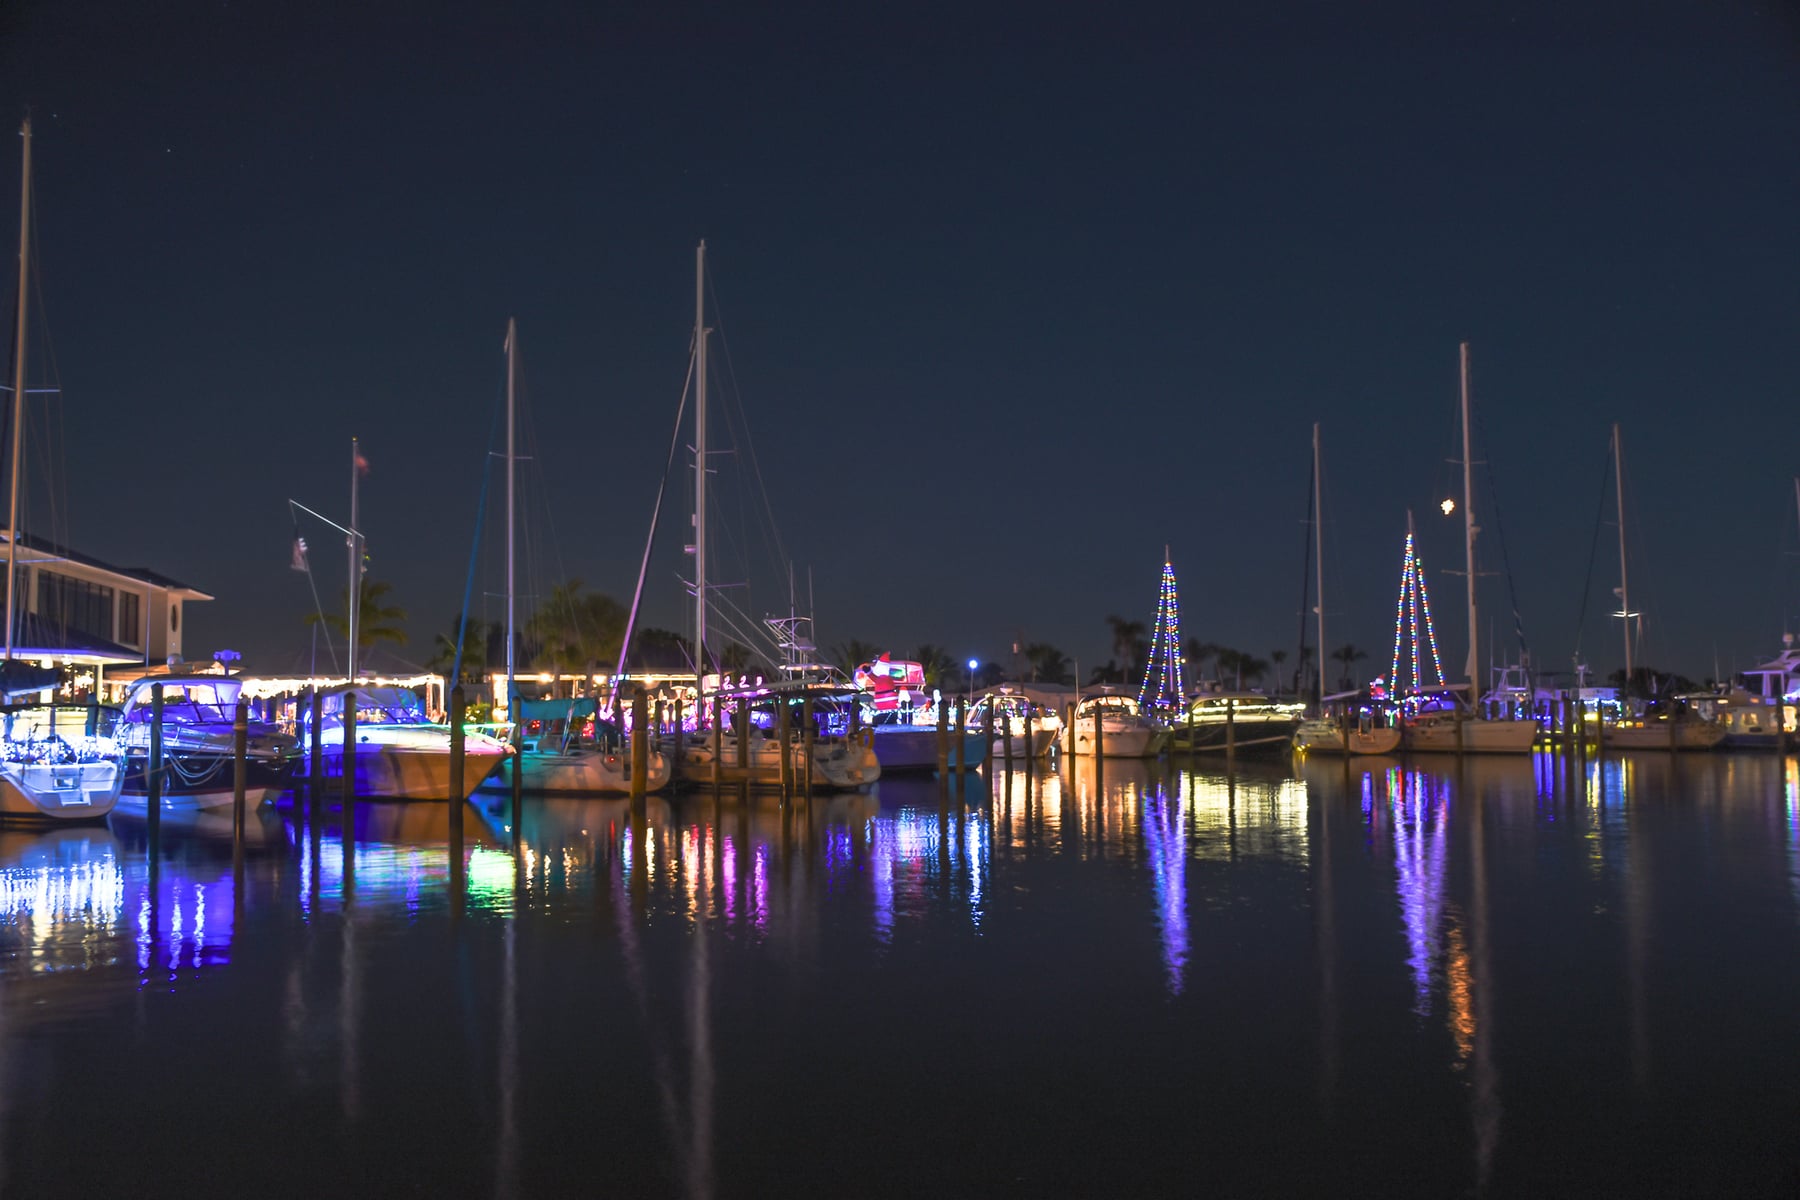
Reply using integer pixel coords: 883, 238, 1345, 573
2, 1, 1795, 685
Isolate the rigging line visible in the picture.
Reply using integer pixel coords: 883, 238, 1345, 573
288, 499, 341, 673
616, 342, 695, 679
451, 382, 505, 687
1294, 440, 1315, 699
27, 223, 71, 559
1570, 439, 1614, 664
1470, 402, 1531, 677
705, 269, 791, 574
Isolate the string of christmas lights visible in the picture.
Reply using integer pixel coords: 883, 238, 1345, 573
1388, 527, 1446, 693
1137, 554, 1186, 714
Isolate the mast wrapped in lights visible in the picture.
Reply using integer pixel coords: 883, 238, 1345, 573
1389, 521, 1446, 694
1137, 551, 1186, 716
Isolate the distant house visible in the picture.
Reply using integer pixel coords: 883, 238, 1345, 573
0, 529, 212, 688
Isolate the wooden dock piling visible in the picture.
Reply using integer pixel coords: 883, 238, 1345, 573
232, 698, 248, 844
955, 696, 968, 775
308, 689, 323, 813
342, 689, 358, 812
449, 684, 466, 828
631, 688, 649, 802
778, 697, 793, 795
147, 682, 164, 839
935, 698, 949, 775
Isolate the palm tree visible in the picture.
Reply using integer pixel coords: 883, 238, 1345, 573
1294, 645, 1316, 697
526, 580, 626, 693
1106, 615, 1149, 682
628, 627, 692, 673
307, 577, 408, 657
1270, 650, 1289, 696
1239, 654, 1270, 689
909, 644, 956, 689
830, 638, 882, 674
1332, 643, 1369, 690
1185, 639, 1222, 685
1023, 642, 1071, 684
428, 615, 494, 684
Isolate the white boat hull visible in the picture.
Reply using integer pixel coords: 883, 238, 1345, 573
0, 761, 121, 821
1403, 716, 1539, 754
989, 729, 1058, 761
1064, 724, 1165, 758
870, 726, 989, 772
309, 744, 508, 801
114, 784, 284, 813
1603, 722, 1727, 751
1294, 720, 1402, 756
670, 734, 879, 790
487, 746, 673, 794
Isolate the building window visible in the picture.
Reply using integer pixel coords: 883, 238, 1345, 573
171, 603, 179, 633
119, 591, 141, 648
36, 572, 116, 647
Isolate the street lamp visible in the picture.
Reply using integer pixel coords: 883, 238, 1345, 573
968, 657, 979, 704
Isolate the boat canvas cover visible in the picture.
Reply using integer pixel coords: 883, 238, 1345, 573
516, 697, 597, 723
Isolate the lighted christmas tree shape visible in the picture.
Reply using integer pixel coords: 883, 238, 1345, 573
1137, 547, 1187, 715
1389, 512, 1447, 694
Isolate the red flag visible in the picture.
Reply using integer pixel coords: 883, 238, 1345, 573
354, 450, 371, 476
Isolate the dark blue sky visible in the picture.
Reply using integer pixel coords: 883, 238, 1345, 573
3, 0, 1796, 684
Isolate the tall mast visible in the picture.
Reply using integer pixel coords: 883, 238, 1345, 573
693, 240, 708, 680
1460, 342, 1479, 699
505, 318, 517, 706
5, 116, 32, 662
1312, 422, 1325, 709
1613, 422, 1632, 689
347, 436, 360, 680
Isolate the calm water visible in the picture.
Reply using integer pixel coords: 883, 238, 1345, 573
2, 753, 1798, 1198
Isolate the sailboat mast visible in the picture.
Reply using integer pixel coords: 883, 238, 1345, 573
5, 116, 32, 662
693, 240, 708, 680
1460, 342, 1479, 699
505, 318, 517, 706
1313, 421, 1325, 709
1613, 422, 1632, 688
347, 436, 360, 680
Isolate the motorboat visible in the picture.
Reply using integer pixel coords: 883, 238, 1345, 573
484, 697, 671, 794
1167, 692, 1305, 754
301, 685, 509, 800
114, 672, 300, 811
1063, 693, 1167, 758
0, 703, 124, 821
971, 688, 1060, 761
867, 714, 988, 773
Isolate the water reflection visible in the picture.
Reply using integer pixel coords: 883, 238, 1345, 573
0, 755, 1795, 1197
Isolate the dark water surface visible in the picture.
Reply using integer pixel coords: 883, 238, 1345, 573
2, 753, 1798, 1198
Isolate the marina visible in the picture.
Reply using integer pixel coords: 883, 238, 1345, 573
1, 4, 1797, 1195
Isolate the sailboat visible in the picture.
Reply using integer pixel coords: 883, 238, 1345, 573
640, 243, 878, 791
1291, 425, 1402, 756
1400, 345, 1538, 754
483, 319, 670, 794
1596, 424, 1725, 752
0, 116, 124, 820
